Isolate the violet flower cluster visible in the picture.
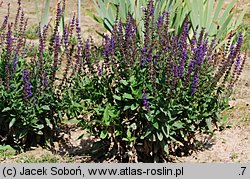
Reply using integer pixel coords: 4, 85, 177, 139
22, 68, 32, 101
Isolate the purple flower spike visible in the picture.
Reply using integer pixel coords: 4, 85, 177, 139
173, 63, 179, 79
191, 73, 199, 95
179, 51, 187, 78
157, 15, 163, 29
51, 34, 60, 83
12, 56, 18, 73
42, 70, 48, 88
179, 17, 189, 49
103, 34, 110, 59
150, 7, 154, 16
62, 25, 69, 50
140, 46, 147, 66
142, 89, 150, 111
22, 69, 32, 101
84, 39, 91, 59
97, 64, 102, 76
234, 55, 241, 71
233, 33, 243, 58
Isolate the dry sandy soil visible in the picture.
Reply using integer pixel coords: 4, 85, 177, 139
0, 0, 249, 163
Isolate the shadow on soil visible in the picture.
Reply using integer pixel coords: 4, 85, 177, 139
50, 124, 217, 162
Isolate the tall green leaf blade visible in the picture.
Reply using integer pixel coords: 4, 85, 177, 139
217, 13, 233, 39
104, 18, 113, 32
193, 0, 200, 27
208, 0, 224, 33
219, 0, 237, 26
234, 7, 246, 28
98, 0, 107, 18
93, 0, 103, 17
206, 0, 214, 29
213, 0, 224, 20
40, 0, 50, 31
107, 3, 116, 26
129, 0, 135, 13
186, 0, 198, 30
197, 0, 204, 27
119, 0, 126, 21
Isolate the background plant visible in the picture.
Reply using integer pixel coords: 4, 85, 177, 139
34, 0, 51, 32
0, 0, 69, 149
90, 0, 185, 40
65, 0, 246, 162
90, 0, 246, 47
34, 0, 65, 37
185, 0, 246, 48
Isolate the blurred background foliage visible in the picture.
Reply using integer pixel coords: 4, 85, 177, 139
89, 0, 247, 48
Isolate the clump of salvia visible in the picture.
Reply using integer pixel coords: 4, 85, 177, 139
0, 0, 71, 148
64, 0, 246, 162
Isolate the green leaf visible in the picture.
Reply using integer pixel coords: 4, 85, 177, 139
17, 129, 28, 139
124, 105, 131, 111
36, 124, 44, 130
173, 121, 184, 129
219, 0, 236, 26
103, 105, 110, 125
63, 118, 79, 124
113, 95, 121, 100
131, 103, 139, 110
100, 130, 108, 139
0, 145, 15, 151
162, 126, 170, 138
217, 13, 233, 39
9, 118, 16, 129
203, 112, 210, 117
120, 79, 129, 86
128, 75, 136, 84
206, 0, 214, 29
197, 0, 204, 27
41, 105, 50, 111
163, 143, 169, 154
145, 114, 151, 122
2, 107, 11, 112
45, 118, 53, 129
126, 129, 131, 138
103, 18, 113, 32
157, 132, 163, 141
122, 138, 129, 141
122, 93, 134, 99
153, 121, 159, 129
141, 129, 152, 139
206, 118, 213, 132
208, 0, 224, 34
235, 7, 246, 28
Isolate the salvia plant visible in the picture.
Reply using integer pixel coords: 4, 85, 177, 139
65, 0, 246, 162
0, 0, 68, 148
